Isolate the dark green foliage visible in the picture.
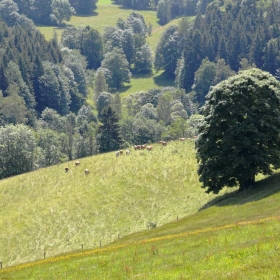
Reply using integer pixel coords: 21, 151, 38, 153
62, 26, 103, 70
80, 27, 103, 69
155, 25, 181, 76
37, 62, 71, 115
100, 48, 131, 89
69, 0, 98, 15
169, 0, 280, 98
134, 43, 153, 73
96, 107, 123, 153
196, 68, 280, 193
157, 0, 172, 25
31, 0, 53, 25
0, 124, 37, 179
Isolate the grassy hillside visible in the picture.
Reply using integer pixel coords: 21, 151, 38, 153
1, 168, 280, 278
0, 140, 235, 269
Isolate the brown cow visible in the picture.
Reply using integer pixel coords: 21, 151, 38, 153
146, 145, 153, 151
84, 169, 90, 175
161, 141, 167, 146
179, 138, 185, 141
119, 150, 124, 155
141, 145, 146, 150
75, 160, 80, 166
65, 167, 70, 173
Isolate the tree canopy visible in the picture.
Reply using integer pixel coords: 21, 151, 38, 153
196, 68, 280, 193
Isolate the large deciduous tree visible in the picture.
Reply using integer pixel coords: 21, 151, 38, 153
100, 48, 131, 89
51, 0, 75, 26
154, 25, 180, 76
196, 68, 280, 193
0, 124, 37, 179
69, 0, 98, 15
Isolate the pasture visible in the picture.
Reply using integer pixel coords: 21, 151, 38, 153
1, 167, 280, 279
36, 0, 181, 98
36, 0, 173, 52
0, 140, 236, 269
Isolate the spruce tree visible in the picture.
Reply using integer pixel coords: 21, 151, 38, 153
96, 107, 123, 153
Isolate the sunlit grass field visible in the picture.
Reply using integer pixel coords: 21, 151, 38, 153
0, 140, 237, 269
1, 168, 280, 279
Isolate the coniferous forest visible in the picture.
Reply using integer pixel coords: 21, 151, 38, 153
0, 0, 280, 180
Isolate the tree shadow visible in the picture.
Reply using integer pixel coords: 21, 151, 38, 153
199, 172, 280, 211
153, 71, 175, 87
74, 11, 99, 17
111, 85, 132, 94
130, 72, 154, 79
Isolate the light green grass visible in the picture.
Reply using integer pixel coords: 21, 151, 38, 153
0, 140, 235, 269
1, 171, 280, 279
36, 0, 182, 52
118, 70, 175, 98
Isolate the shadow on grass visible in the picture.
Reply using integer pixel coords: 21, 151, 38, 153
153, 71, 175, 87
74, 11, 99, 17
112, 85, 132, 94
199, 172, 280, 211
130, 72, 154, 79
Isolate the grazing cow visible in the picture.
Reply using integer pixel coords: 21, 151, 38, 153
75, 160, 80, 166
134, 145, 141, 150
141, 145, 146, 150
179, 138, 185, 141
119, 150, 123, 155
116, 151, 120, 157
161, 141, 167, 146
125, 150, 131, 155
158, 140, 163, 144
65, 167, 70, 173
84, 169, 90, 175
146, 145, 153, 151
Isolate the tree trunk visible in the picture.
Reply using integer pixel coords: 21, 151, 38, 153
239, 176, 255, 191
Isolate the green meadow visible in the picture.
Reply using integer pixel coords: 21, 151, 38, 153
1, 153, 280, 278
37, 0, 181, 97
2, 1, 280, 278
0, 140, 236, 270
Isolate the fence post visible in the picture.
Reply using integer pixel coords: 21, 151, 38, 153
44, 252, 46, 259
0, 262, 2, 269
81, 244, 83, 250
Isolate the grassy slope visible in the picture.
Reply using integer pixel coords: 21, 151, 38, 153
0, 140, 235, 269
1, 170, 280, 279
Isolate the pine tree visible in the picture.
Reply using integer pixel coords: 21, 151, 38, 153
96, 107, 123, 153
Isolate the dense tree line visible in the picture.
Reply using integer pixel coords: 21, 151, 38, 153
2, 0, 280, 183
11, 0, 98, 25
112, 0, 212, 24
155, 0, 280, 107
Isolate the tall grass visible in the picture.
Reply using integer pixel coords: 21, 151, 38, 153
0, 140, 235, 268
1, 175, 280, 279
